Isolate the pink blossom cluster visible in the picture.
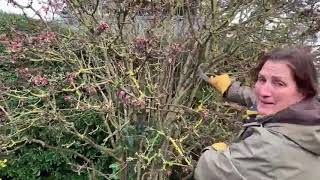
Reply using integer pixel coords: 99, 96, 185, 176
41, 5, 50, 13
15, 68, 32, 79
166, 43, 182, 63
9, 40, 23, 52
117, 90, 146, 108
32, 32, 57, 44
66, 73, 76, 83
63, 95, 73, 102
97, 22, 109, 31
95, 22, 110, 36
10, 56, 17, 64
49, 0, 65, 11
0, 33, 7, 42
133, 37, 149, 50
0, 31, 57, 54
0, 34, 23, 52
40, 0, 65, 13
169, 43, 182, 56
32, 75, 49, 86
199, 108, 209, 120
82, 85, 97, 96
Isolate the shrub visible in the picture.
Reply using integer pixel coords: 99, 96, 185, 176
0, 0, 319, 179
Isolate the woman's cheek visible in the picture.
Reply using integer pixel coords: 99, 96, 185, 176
254, 82, 261, 96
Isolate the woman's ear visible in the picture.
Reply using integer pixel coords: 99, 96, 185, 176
300, 90, 308, 100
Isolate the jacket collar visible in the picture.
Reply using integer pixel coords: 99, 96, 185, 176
243, 96, 320, 126
245, 96, 320, 155
269, 96, 320, 125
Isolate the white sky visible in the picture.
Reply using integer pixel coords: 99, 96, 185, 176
0, 0, 60, 20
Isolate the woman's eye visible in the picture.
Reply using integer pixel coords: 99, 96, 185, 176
257, 77, 265, 82
275, 81, 285, 87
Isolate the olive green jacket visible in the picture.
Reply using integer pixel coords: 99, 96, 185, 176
194, 83, 320, 180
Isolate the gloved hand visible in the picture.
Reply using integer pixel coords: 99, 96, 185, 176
212, 142, 228, 151
197, 66, 232, 95
208, 74, 232, 95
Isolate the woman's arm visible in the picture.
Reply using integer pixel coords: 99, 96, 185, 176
194, 146, 244, 180
224, 81, 256, 107
194, 126, 276, 180
198, 67, 256, 107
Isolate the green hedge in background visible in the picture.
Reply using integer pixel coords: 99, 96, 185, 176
0, 11, 38, 33
0, 12, 103, 179
0, 11, 38, 55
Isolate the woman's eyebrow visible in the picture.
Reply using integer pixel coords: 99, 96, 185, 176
258, 73, 288, 80
271, 75, 287, 80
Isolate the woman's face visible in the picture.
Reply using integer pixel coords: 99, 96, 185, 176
254, 60, 305, 115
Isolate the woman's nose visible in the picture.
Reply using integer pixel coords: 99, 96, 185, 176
258, 83, 272, 97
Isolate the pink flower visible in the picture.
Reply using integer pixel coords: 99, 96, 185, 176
0, 33, 8, 41
170, 44, 182, 55
32, 75, 49, 86
41, 5, 49, 13
123, 94, 131, 103
15, 68, 32, 79
117, 90, 126, 98
95, 22, 110, 36
66, 73, 76, 83
34, 32, 56, 43
10, 56, 17, 64
9, 41, 22, 52
50, 0, 65, 11
97, 22, 109, 30
82, 85, 97, 95
134, 37, 148, 50
64, 95, 72, 102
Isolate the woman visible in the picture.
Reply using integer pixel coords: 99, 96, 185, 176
195, 47, 320, 180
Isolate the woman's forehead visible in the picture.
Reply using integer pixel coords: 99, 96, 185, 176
259, 61, 293, 78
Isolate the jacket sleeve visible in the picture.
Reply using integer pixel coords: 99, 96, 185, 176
194, 146, 244, 180
194, 126, 276, 180
224, 81, 256, 107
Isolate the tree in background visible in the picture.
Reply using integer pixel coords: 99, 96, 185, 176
0, 0, 319, 179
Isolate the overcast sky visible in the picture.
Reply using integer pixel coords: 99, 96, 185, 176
0, 0, 59, 20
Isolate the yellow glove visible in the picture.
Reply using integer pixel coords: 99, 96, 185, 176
208, 74, 232, 94
212, 142, 228, 151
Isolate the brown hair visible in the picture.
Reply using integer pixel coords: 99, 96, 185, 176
252, 47, 318, 98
